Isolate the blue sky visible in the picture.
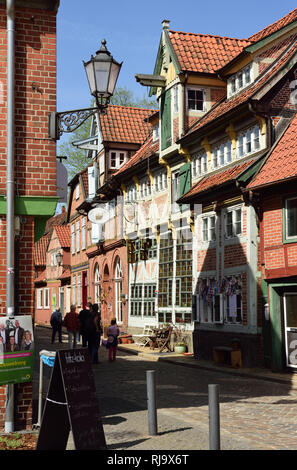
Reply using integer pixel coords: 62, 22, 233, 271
57, 0, 297, 113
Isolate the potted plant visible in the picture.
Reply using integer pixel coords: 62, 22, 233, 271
174, 341, 187, 354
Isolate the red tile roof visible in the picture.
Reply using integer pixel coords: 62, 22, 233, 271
99, 105, 154, 144
114, 135, 158, 177
44, 209, 66, 234
58, 269, 71, 280
248, 8, 297, 43
247, 114, 297, 190
180, 159, 257, 202
185, 38, 297, 138
55, 225, 70, 248
34, 234, 50, 266
34, 271, 47, 284
169, 30, 251, 74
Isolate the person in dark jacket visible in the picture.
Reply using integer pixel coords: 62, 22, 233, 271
78, 302, 92, 347
63, 305, 80, 348
85, 303, 102, 364
50, 307, 63, 344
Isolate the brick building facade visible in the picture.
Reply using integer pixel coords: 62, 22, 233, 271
0, 0, 59, 430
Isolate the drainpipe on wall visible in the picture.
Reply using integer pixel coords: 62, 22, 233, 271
5, 0, 15, 433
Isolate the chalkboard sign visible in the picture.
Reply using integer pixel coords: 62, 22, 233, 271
36, 348, 106, 450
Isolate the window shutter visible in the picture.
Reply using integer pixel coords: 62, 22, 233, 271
160, 91, 172, 150
179, 162, 191, 211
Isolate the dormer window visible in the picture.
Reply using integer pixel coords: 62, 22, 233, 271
228, 64, 253, 98
109, 151, 127, 169
187, 88, 205, 111
236, 125, 261, 159
212, 141, 232, 170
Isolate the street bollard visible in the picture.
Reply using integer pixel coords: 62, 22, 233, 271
146, 370, 157, 436
208, 384, 220, 450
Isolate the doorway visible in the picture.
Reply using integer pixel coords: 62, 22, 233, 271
284, 292, 297, 368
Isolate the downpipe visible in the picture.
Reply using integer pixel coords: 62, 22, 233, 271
5, 0, 15, 433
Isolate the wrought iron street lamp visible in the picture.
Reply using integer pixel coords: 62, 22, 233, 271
49, 40, 122, 140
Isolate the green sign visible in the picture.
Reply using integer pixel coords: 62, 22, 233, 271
0, 316, 34, 385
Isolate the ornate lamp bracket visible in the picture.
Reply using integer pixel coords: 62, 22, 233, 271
48, 107, 101, 140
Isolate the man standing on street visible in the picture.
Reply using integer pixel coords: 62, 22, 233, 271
50, 307, 63, 344
78, 302, 92, 347
63, 305, 80, 348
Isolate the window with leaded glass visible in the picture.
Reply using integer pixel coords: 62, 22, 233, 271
130, 283, 156, 318
158, 233, 174, 308
176, 229, 192, 308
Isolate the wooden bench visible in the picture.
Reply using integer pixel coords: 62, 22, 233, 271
213, 346, 242, 368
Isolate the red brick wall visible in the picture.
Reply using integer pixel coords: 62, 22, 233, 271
0, 4, 58, 431
261, 191, 297, 279
0, 6, 57, 196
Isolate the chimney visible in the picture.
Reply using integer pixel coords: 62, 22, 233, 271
162, 20, 170, 31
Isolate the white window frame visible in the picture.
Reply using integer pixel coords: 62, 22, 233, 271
224, 206, 243, 239
77, 273, 81, 308
192, 151, 208, 178
126, 184, 137, 203
187, 87, 205, 112
153, 171, 167, 193
37, 288, 43, 309
139, 177, 151, 199
71, 224, 75, 255
285, 197, 297, 240
44, 288, 50, 309
94, 265, 101, 304
197, 279, 223, 324
201, 214, 216, 242
76, 220, 80, 253
228, 64, 253, 97
236, 125, 261, 159
173, 85, 179, 113
75, 183, 80, 200
72, 275, 76, 305
153, 124, 159, 142
109, 150, 127, 169
81, 217, 86, 250
223, 275, 243, 324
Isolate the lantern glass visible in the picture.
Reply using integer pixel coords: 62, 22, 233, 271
83, 40, 122, 107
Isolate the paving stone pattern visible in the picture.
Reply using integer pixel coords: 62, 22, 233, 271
33, 327, 297, 450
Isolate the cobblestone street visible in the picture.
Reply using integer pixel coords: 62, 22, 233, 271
33, 326, 297, 451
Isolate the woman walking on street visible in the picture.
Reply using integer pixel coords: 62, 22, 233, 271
106, 318, 120, 362
63, 305, 80, 348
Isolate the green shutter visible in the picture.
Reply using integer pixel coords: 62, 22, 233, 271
179, 162, 191, 211
160, 91, 171, 150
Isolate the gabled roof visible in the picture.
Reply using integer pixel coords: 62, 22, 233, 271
54, 225, 70, 248
247, 113, 297, 190
168, 30, 251, 74
98, 105, 154, 144
248, 7, 297, 43
114, 135, 158, 177
181, 38, 297, 141
44, 209, 66, 234
34, 233, 51, 266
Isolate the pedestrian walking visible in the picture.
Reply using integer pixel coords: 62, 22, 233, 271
85, 303, 102, 364
50, 307, 62, 344
106, 318, 120, 362
78, 301, 92, 347
62, 305, 80, 348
